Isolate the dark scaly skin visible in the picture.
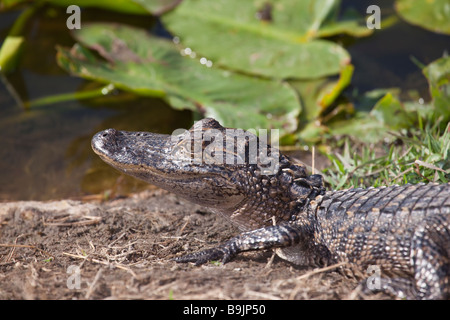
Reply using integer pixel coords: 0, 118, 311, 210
92, 118, 450, 299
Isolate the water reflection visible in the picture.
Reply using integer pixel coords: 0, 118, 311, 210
0, 87, 191, 200
0, 6, 192, 201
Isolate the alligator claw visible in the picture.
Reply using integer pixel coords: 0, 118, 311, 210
173, 246, 233, 265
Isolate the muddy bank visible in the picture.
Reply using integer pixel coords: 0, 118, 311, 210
0, 189, 388, 300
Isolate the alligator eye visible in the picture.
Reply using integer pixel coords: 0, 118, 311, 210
309, 174, 324, 188
171, 144, 192, 161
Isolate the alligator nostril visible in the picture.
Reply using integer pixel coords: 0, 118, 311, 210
92, 129, 120, 155
101, 128, 118, 138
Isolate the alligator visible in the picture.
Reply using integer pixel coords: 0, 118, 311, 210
91, 118, 450, 299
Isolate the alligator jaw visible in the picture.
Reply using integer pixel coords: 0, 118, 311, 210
91, 126, 247, 213
91, 119, 324, 230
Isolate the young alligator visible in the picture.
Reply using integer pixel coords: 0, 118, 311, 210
92, 118, 450, 299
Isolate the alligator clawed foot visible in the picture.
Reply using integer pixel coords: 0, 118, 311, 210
173, 246, 234, 265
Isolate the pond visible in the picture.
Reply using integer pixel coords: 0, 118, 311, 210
0, 0, 449, 200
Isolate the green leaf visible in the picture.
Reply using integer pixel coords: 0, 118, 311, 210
47, 0, 149, 14
422, 56, 450, 121
317, 7, 375, 38
289, 78, 328, 123
162, 0, 351, 79
317, 20, 373, 38
0, 36, 24, 73
2, 0, 181, 15
129, 0, 182, 15
296, 120, 328, 142
0, 6, 36, 73
395, 0, 450, 35
288, 64, 353, 131
318, 64, 354, 108
328, 111, 388, 143
56, 23, 301, 135
370, 92, 416, 130
26, 84, 116, 108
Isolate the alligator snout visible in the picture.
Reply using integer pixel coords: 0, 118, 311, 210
91, 128, 120, 156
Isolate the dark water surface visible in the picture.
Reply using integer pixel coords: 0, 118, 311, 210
0, 6, 192, 200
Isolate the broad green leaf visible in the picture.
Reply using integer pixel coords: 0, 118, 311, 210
289, 78, 330, 123
423, 56, 450, 121
162, 0, 351, 79
395, 0, 450, 35
56, 23, 301, 135
328, 111, 388, 143
304, 0, 340, 36
288, 64, 353, 126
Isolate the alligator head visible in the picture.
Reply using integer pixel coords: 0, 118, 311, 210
92, 118, 324, 230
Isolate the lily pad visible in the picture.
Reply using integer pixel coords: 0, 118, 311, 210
396, 0, 450, 35
162, 0, 352, 79
56, 23, 301, 135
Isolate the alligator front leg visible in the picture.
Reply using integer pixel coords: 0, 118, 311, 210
174, 224, 306, 265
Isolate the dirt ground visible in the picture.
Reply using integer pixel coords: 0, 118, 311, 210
0, 187, 392, 300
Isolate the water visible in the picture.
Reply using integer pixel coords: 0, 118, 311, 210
0, 2, 449, 200
341, 0, 450, 102
0, 6, 192, 200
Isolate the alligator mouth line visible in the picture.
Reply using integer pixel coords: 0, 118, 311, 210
96, 152, 222, 183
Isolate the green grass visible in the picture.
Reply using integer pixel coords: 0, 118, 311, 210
322, 121, 450, 190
